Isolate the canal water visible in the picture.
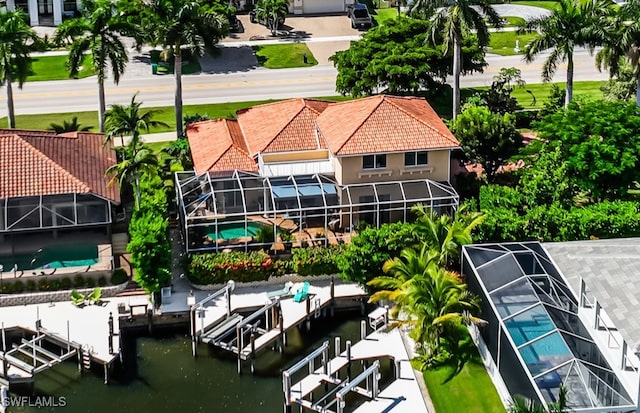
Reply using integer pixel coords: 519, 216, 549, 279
9, 316, 370, 413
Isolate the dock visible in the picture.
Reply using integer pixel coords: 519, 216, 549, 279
187, 278, 367, 373
282, 312, 429, 413
0, 298, 124, 387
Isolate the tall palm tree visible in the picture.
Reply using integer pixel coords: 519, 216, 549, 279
104, 94, 169, 150
106, 146, 159, 208
54, 0, 136, 132
596, 0, 640, 106
518, 0, 615, 108
144, 0, 228, 138
0, 10, 38, 129
410, 0, 501, 118
411, 204, 486, 269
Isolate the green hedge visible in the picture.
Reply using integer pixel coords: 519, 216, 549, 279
292, 246, 343, 276
0, 270, 125, 295
187, 246, 344, 285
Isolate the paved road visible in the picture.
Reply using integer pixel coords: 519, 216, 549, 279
0, 48, 608, 118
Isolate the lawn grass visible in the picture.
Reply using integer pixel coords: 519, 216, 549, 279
502, 16, 526, 27
488, 31, 537, 56
26, 54, 94, 82
252, 44, 318, 69
150, 50, 201, 75
510, 80, 605, 109
372, 7, 401, 25
0, 95, 352, 131
511, 0, 559, 10
423, 353, 505, 413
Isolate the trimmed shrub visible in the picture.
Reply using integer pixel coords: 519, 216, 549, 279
86, 277, 96, 288
97, 276, 107, 287
25, 280, 36, 292
111, 268, 129, 285
292, 246, 343, 276
60, 277, 72, 290
188, 251, 274, 284
73, 275, 86, 288
13, 281, 25, 294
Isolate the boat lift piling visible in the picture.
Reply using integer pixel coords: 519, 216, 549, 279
189, 280, 236, 357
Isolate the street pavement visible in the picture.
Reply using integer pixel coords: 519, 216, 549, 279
0, 6, 609, 119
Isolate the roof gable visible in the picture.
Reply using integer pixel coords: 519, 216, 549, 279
187, 119, 256, 173
237, 98, 331, 155
317, 95, 460, 156
0, 129, 119, 202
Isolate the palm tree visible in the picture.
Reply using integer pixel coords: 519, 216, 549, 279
54, 0, 136, 132
518, 0, 615, 108
254, 0, 289, 36
48, 116, 93, 133
410, 204, 486, 269
106, 146, 159, 208
104, 94, 169, 150
410, 0, 502, 118
144, 0, 228, 138
596, 0, 640, 106
510, 385, 568, 413
0, 10, 39, 129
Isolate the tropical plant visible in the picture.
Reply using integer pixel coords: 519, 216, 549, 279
410, 204, 486, 269
104, 94, 169, 150
595, 0, 640, 106
254, 0, 289, 36
106, 146, 160, 208
54, 0, 137, 132
410, 0, 501, 118
48, 116, 92, 133
163, 138, 193, 169
143, 0, 228, 138
0, 10, 39, 129
369, 245, 483, 363
518, 0, 615, 108
600, 60, 638, 101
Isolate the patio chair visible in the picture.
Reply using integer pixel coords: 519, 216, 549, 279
267, 281, 294, 300
71, 290, 86, 307
293, 281, 310, 303
87, 287, 102, 305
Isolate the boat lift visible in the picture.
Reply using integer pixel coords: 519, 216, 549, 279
190, 280, 235, 356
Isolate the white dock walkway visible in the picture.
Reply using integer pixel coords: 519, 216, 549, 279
0, 298, 128, 364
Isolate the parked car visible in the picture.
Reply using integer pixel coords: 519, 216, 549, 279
249, 9, 286, 28
348, 3, 372, 29
229, 15, 243, 33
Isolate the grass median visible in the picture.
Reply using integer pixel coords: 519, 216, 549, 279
252, 44, 318, 69
488, 31, 536, 56
0, 81, 604, 130
27, 54, 94, 81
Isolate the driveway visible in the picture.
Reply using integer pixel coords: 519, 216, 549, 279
226, 14, 360, 41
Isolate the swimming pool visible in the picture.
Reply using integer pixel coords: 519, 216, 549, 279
0, 244, 99, 271
206, 221, 267, 241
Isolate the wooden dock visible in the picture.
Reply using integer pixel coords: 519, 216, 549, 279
190, 279, 367, 374
283, 316, 429, 413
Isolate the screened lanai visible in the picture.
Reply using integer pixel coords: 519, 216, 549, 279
175, 170, 459, 253
462, 242, 636, 412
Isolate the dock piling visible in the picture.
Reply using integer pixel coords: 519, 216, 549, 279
305, 296, 311, 331
360, 320, 366, 340
108, 313, 114, 355
346, 340, 352, 378
334, 337, 340, 358
330, 277, 335, 318
1, 384, 7, 413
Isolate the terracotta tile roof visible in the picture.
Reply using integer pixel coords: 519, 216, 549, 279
187, 119, 257, 173
0, 129, 120, 203
237, 98, 331, 155
316, 95, 460, 156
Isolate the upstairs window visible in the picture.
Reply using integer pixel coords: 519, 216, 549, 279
362, 154, 387, 169
404, 151, 428, 167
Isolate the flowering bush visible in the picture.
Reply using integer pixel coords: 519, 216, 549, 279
188, 251, 275, 284
292, 246, 343, 276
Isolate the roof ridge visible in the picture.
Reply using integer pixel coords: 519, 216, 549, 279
18, 136, 91, 193
262, 99, 307, 152
333, 95, 385, 155
385, 96, 460, 147
227, 118, 253, 158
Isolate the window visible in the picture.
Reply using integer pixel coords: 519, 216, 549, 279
404, 151, 429, 167
362, 154, 387, 169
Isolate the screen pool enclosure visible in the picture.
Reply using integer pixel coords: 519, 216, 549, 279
462, 242, 636, 412
175, 170, 459, 253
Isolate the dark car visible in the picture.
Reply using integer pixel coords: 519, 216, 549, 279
249, 9, 285, 28
229, 16, 243, 33
348, 3, 372, 29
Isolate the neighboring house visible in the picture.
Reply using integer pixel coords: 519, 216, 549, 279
3, 0, 79, 26
0, 129, 119, 273
178, 95, 460, 252
462, 240, 640, 412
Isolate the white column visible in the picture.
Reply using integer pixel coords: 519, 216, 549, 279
28, 0, 39, 26
53, 0, 62, 25
6, 0, 16, 11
